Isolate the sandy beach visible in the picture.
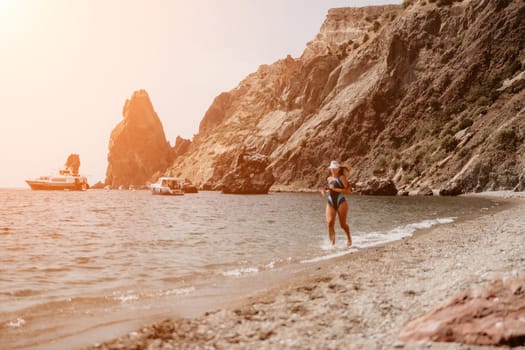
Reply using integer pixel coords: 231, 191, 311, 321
85, 193, 525, 350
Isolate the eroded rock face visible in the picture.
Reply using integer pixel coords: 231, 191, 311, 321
173, 136, 191, 158
198, 92, 232, 136
417, 187, 434, 196
398, 276, 525, 347
439, 179, 463, 196
221, 149, 275, 194
105, 90, 173, 189
302, 6, 398, 60
354, 177, 398, 196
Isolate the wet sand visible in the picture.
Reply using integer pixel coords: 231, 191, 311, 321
84, 193, 525, 350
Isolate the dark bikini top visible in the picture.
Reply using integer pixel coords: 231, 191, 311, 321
328, 176, 344, 189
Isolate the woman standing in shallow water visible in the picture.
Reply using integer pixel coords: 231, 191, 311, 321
322, 161, 352, 246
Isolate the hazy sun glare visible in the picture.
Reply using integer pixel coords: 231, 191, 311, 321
0, 0, 16, 16
0, 0, 40, 36
0, 0, 21, 33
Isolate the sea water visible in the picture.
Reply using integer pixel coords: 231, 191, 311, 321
0, 189, 497, 349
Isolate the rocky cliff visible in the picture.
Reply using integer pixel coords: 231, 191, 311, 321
170, 0, 524, 194
105, 90, 173, 189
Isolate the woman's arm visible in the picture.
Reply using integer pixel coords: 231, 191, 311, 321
341, 175, 351, 194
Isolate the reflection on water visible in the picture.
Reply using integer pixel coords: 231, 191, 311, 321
0, 189, 496, 347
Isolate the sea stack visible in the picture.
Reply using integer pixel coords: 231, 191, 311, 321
105, 90, 173, 189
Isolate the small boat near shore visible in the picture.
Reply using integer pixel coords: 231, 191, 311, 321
150, 177, 184, 195
25, 168, 89, 191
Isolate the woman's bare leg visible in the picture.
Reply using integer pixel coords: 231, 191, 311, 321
325, 204, 337, 245
337, 201, 352, 247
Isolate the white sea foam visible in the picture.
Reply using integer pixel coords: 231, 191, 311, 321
356, 217, 455, 249
321, 238, 351, 251
6, 317, 26, 328
116, 294, 138, 303
111, 291, 139, 303
161, 287, 195, 296
265, 261, 275, 269
221, 267, 259, 277
142, 287, 195, 299
301, 217, 455, 264
301, 247, 358, 263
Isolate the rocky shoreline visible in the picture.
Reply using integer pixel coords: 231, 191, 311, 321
84, 192, 525, 349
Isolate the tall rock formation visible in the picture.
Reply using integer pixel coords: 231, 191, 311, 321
105, 90, 173, 188
169, 1, 525, 193
65, 154, 81, 175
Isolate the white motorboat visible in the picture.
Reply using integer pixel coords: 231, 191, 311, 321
25, 168, 89, 191
150, 177, 184, 195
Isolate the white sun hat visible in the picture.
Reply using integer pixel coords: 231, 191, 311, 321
329, 160, 341, 169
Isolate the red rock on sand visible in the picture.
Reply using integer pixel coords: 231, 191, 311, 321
398, 276, 525, 347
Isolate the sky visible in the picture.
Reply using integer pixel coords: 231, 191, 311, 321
0, 0, 398, 188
